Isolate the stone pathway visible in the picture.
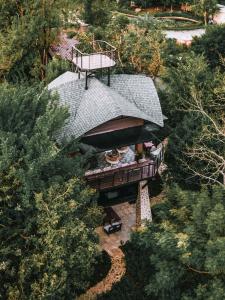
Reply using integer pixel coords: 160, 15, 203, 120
96, 203, 136, 251
77, 202, 136, 299
136, 180, 152, 227
164, 28, 205, 44
77, 248, 125, 300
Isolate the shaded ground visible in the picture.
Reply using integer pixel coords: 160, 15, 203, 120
89, 251, 111, 288
96, 202, 136, 254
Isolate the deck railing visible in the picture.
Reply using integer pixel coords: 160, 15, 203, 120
71, 40, 116, 71
85, 146, 164, 191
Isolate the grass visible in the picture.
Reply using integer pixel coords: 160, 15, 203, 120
153, 11, 201, 21
164, 23, 205, 31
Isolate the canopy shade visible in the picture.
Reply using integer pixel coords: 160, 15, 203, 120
81, 123, 162, 151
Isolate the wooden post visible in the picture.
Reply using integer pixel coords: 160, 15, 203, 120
85, 71, 88, 90
135, 143, 143, 154
107, 67, 110, 86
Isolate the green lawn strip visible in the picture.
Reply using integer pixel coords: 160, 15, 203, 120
163, 24, 205, 31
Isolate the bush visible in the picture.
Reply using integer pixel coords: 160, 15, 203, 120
154, 11, 201, 21
66, 31, 76, 39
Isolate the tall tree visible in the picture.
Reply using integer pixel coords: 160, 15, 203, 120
0, 0, 75, 81
192, 0, 218, 25
0, 83, 102, 299
109, 15, 166, 78
163, 53, 225, 186
192, 25, 225, 69
142, 185, 225, 300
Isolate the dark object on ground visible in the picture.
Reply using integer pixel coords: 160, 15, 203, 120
103, 207, 122, 234
89, 250, 111, 289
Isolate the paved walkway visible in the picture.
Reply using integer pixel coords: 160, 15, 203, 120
77, 203, 136, 299
96, 203, 136, 253
165, 5, 225, 44
164, 28, 205, 44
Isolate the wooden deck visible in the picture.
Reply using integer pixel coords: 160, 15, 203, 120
85, 158, 162, 191
73, 54, 116, 71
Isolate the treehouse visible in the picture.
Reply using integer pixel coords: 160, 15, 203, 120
48, 40, 166, 205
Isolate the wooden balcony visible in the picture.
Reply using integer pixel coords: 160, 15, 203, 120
85, 150, 163, 191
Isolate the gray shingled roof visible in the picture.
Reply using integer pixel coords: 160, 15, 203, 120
48, 72, 164, 140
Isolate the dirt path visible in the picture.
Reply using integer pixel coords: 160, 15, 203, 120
77, 248, 125, 300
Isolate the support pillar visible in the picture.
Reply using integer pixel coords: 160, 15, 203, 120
107, 67, 110, 86
136, 180, 152, 228
135, 143, 143, 154
85, 71, 88, 90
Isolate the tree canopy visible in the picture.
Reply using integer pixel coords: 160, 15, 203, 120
142, 185, 225, 300
162, 53, 225, 186
192, 25, 225, 69
0, 0, 75, 82
0, 84, 102, 299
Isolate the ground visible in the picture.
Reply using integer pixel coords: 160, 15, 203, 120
96, 202, 136, 254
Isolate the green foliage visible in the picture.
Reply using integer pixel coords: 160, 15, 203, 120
154, 11, 201, 20
99, 185, 225, 300
110, 14, 166, 77
144, 185, 225, 299
0, 0, 75, 82
45, 58, 71, 84
192, 25, 225, 69
0, 84, 102, 299
192, 0, 218, 25
81, 0, 117, 27
89, 251, 111, 288
162, 53, 225, 186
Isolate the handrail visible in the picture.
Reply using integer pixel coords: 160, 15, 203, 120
94, 40, 117, 52
71, 40, 116, 71
72, 40, 116, 57
85, 146, 164, 190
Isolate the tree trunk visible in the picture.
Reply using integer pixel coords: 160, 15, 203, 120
204, 11, 208, 25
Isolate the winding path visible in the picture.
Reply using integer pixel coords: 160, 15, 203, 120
165, 5, 225, 43
77, 248, 126, 300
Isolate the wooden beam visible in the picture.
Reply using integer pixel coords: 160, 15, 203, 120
85, 117, 144, 137
135, 143, 143, 154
